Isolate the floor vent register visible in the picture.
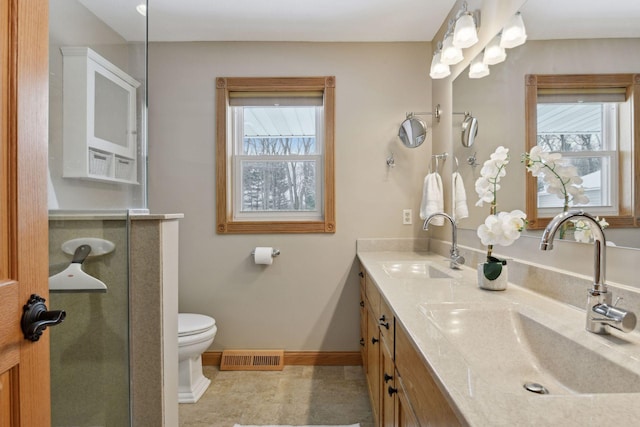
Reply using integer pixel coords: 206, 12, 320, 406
220, 349, 285, 371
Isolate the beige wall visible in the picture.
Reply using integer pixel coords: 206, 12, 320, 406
148, 41, 433, 350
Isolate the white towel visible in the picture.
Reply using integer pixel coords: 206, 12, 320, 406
452, 172, 469, 221
420, 172, 444, 225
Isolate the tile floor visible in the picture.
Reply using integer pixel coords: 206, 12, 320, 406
179, 365, 374, 427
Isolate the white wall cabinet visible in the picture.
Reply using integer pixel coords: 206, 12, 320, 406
61, 47, 140, 184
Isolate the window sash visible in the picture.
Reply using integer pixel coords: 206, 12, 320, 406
233, 156, 324, 221
230, 105, 325, 221
537, 151, 618, 217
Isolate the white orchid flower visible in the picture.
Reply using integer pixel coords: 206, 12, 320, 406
477, 210, 526, 247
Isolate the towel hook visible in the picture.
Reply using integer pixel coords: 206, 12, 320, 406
430, 153, 448, 174
467, 152, 480, 168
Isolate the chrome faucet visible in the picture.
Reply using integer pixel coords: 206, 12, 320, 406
540, 210, 637, 334
423, 212, 465, 269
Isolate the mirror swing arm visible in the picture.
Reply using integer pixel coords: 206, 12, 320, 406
397, 104, 442, 149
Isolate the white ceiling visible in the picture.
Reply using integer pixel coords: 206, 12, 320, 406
77, 0, 640, 43
78, 0, 457, 42
521, 0, 640, 40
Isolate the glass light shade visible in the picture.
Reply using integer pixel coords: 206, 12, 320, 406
441, 34, 463, 65
483, 36, 506, 65
469, 55, 490, 79
452, 13, 478, 48
500, 13, 527, 48
136, 3, 146, 16
429, 52, 451, 79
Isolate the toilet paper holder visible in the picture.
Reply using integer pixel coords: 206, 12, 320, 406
251, 248, 281, 257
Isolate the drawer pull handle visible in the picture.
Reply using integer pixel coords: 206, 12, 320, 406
371, 337, 379, 345
360, 338, 365, 347
379, 315, 390, 329
360, 301, 365, 308
384, 373, 393, 383
388, 386, 398, 396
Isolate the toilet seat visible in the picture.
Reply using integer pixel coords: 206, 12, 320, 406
179, 313, 216, 337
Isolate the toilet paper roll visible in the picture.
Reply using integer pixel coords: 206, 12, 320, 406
253, 247, 274, 265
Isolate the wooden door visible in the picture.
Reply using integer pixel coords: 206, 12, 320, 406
0, 0, 51, 426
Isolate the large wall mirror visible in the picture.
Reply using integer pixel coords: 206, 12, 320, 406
452, 1, 640, 249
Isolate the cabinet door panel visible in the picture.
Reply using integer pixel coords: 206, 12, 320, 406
381, 340, 395, 427
395, 373, 420, 427
366, 309, 381, 425
395, 322, 462, 427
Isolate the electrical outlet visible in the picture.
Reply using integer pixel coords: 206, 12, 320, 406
402, 209, 412, 225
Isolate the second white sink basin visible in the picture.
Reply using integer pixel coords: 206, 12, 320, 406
381, 261, 451, 279
420, 302, 640, 395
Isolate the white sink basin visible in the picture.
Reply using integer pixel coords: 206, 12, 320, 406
381, 261, 451, 279
420, 302, 640, 395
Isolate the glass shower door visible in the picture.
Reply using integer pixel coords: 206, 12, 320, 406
48, 213, 131, 426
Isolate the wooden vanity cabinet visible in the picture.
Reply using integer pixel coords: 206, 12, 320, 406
359, 265, 463, 427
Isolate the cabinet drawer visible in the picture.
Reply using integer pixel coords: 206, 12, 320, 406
365, 275, 381, 317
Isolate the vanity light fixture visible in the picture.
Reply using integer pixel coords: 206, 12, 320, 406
500, 12, 527, 49
452, 2, 480, 49
441, 21, 464, 65
469, 53, 490, 79
136, 3, 147, 17
429, 42, 451, 79
483, 34, 507, 65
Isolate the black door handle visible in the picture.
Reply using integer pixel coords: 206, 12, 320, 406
388, 386, 398, 396
371, 337, 379, 345
21, 294, 66, 342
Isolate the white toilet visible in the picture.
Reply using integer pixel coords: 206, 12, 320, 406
178, 313, 217, 403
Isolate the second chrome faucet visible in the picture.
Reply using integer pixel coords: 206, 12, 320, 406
423, 212, 465, 269
540, 210, 637, 334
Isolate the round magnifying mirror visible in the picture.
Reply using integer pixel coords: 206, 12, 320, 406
461, 113, 478, 147
398, 116, 427, 148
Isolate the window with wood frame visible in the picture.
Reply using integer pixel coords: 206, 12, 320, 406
525, 74, 640, 229
216, 77, 335, 234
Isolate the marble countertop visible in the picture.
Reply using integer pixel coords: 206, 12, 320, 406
358, 250, 640, 426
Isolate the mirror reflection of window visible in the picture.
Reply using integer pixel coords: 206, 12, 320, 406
536, 101, 623, 217
525, 74, 639, 230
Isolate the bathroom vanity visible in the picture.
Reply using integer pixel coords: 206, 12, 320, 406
358, 239, 640, 426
